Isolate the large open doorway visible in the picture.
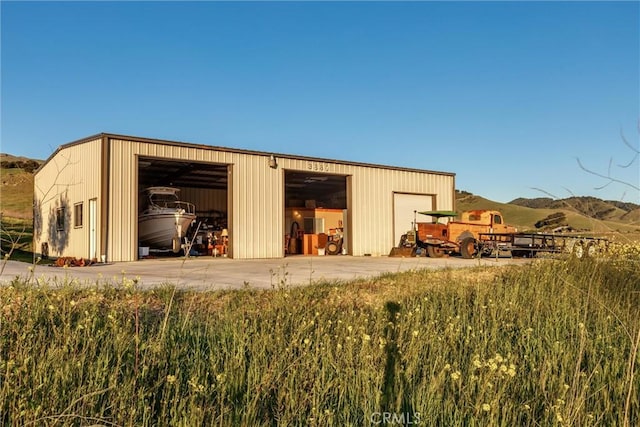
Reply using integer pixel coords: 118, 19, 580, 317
284, 170, 349, 256
137, 157, 230, 259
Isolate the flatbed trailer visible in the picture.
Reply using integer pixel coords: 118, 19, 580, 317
476, 232, 609, 259
390, 209, 610, 259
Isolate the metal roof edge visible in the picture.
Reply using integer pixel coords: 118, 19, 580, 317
40, 132, 456, 177
35, 133, 108, 174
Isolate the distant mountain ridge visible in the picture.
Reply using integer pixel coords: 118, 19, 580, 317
454, 190, 639, 232
508, 196, 639, 221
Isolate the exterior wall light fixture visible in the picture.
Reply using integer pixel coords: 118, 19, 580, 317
269, 155, 278, 169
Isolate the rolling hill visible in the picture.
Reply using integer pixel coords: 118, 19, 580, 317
1, 155, 41, 219
1, 155, 638, 233
456, 191, 640, 233
509, 196, 639, 222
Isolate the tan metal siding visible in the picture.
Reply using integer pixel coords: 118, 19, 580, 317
33, 138, 103, 259
107, 141, 139, 262
231, 154, 284, 259
346, 167, 454, 256
276, 157, 454, 257
99, 137, 454, 261
38, 134, 454, 262
178, 188, 227, 215
108, 139, 285, 260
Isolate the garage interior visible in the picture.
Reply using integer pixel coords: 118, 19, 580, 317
284, 170, 348, 256
137, 159, 350, 258
138, 157, 229, 257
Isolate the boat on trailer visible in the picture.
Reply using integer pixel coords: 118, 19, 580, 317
138, 187, 196, 252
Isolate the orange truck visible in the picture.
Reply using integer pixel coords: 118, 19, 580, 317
393, 209, 607, 259
415, 210, 517, 258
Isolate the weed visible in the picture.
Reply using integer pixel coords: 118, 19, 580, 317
0, 259, 638, 425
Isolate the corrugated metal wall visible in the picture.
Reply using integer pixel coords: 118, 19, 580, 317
33, 138, 103, 259
33, 136, 452, 261
35, 135, 453, 262
178, 188, 227, 215
108, 139, 284, 261
344, 168, 453, 256
272, 157, 454, 257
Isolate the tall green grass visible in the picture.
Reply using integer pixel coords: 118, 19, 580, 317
1, 217, 33, 262
1, 259, 638, 426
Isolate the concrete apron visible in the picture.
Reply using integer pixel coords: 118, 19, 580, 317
0, 255, 530, 291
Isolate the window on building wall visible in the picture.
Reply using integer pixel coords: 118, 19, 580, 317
74, 203, 83, 228
56, 207, 66, 231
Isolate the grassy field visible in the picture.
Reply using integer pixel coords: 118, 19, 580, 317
0, 167, 34, 219
1, 256, 638, 426
0, 217, 34, 263
1, 165, 36, 261
456, 194, 640, 235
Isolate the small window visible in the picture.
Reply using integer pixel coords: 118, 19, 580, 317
493, 215, 502, 224
56, 207, 66, 231
74, 203, 83, 228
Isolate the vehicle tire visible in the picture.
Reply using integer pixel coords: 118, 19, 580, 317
326, 240, 341, 255
586, 241, 598, 258
460, 237, 477, 259
513, 249, 534, 258
572, 240, 585, 259
427, 245, 445, 258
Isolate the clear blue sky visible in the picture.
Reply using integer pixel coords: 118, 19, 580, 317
2, 1, 639, 204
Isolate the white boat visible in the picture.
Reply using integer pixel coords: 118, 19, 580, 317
138, 187, 196, 252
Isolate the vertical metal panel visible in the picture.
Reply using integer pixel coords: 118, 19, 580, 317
345, 167, 454, 256
107, 139, 285, 260
33, 138, 103, 259
231, 154, 284, 258
226, 164, 234, 257
37, 136, 454, 262
40, 137, 454, 261
107, 140, 138, 262
178, 188, 227, 215
274, 156, 454, 257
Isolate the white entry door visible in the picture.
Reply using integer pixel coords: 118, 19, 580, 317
89, 199, 97, 260
393, 193, 433, 246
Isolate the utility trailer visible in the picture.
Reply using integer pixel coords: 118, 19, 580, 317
476, 232, 609, 259
389, 209, 609, 259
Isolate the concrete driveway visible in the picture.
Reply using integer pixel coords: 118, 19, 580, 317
0, 255, 530, 290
